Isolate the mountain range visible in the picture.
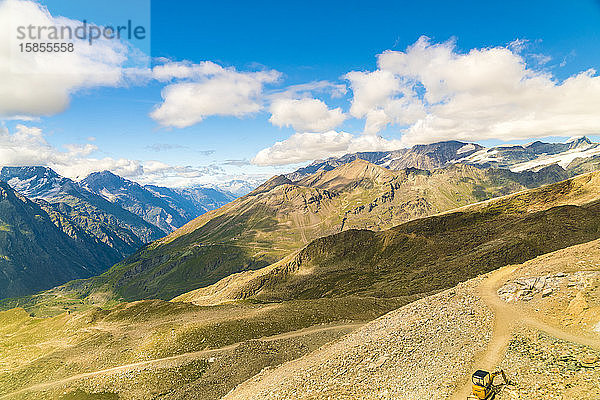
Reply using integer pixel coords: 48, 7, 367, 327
178, 169, 600, 304
286, 136, 600, 180
1, 167, 236, 236
2, 136, 600, 302
41, 159, 574, 302
0, 167, 236, 299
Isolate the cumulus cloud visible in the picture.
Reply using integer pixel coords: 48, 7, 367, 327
268, 98, 346, 132
252, 131, 402, 166
255, 36, 600, 166
150, 61, 281, 128
0, 124, 226, 186
349, 36, 600, 145
0, 0, 137, 118
345, 69, 425, 134
0, 124, 143, 179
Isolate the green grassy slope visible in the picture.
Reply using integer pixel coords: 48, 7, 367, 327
0, 296, 407, 399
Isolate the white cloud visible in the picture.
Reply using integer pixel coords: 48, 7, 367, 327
268, 98, 346, 132
345, 69, 425, 134
351, 36, 600, 145
0, 0, 136, 118
252, 131, 402, 166
151, 60, 223, 81
150, 61, 281, 128
0, 124, 272, 189
0, 124, 144, 179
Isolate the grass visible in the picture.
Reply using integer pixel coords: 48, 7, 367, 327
0, 296, 407, 397
59, 390, 119, 400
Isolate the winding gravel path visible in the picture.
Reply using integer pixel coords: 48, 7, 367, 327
450, 265, 600, 400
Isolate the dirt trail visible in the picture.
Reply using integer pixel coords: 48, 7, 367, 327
0, 322, 363, 399
450, 265, 600, 400
449, 266, 519, 400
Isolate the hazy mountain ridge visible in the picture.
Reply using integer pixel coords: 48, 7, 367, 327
208, 179, 264, 197
81, 171, 190, 233
82, 171, 235, 234
146, 185, 236, 216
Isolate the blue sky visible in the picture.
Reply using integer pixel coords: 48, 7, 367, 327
1, 0, 600, 187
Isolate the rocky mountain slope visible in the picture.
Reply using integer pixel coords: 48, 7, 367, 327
0, 182, 123, 299
0, 167, 164, 247
52, 160, 571, 302
286, 140, 484, 180
175, 169, 600, 305
287, 136, 600, 180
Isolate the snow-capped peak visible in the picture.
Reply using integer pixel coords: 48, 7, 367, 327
565, 136, 592, 145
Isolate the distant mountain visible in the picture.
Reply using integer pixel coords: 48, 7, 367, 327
0, 181, 122, 299
53, 159, 573, 302
0, 167, 163, 251
457, 136, 600, 171
1, 165, 70, 200
286, 137, 600, 180
208, 179, 263, 197
82, 171, 235, 233
81, 171, 190, 233
146, 185, 236, 216
286, 141, 484, 180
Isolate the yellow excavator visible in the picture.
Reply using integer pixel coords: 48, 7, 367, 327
467, 369, 508, 400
